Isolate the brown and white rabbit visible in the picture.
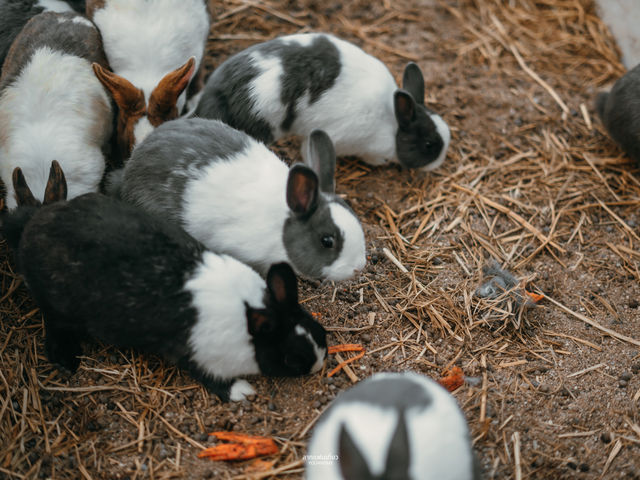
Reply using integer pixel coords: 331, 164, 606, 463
86, 0, 210, 160
0, 11, 112, 209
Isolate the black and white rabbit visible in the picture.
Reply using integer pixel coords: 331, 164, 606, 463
596, 64, 640, 164
112, 117, 366, 282
1, 191, 327, 402
306, 372, 480, 480
0, 11, 112, 209
0, 0, 86, 74
194, 33, 450, 171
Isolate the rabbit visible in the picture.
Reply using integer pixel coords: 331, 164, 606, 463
306, 372, 481, 480
0, 11, 112, 210
595, 64, 640, 164
112, 117, 367, 282
86, 0, 210, 160
194, 33, 451, 171
0, 0, 86, 75
0, 191, 328, 402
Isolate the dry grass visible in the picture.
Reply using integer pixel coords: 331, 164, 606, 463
2, 0, 640, 478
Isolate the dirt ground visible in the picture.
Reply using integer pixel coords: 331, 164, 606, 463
1, 0, 640, 478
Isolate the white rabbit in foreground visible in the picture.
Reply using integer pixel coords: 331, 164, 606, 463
306, 372, 481, 480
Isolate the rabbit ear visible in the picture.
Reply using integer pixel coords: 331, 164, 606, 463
148, 57, 196, 123
12, 167, 39, 207
266, 263, 298, 306
402, 62, 425, 105
286, 164, 318, 216
306, 130, 336, 194
394, 90, 416, 129
92, 63, 145, 114
383, 410, 411, 478
43, 160, 67, 205
339, 424, 374, 479
246, 306, 278, 336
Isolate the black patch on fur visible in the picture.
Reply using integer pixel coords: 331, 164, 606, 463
15, 193, 207, 374
195, 34, 341, 142
119, 118, 250, 220
0, 11, 107, 89
194, 55, 275, 143
395, 101, 445, 169
261, 36, 341, 131
596, 64, 640, 164
282, 194, 344, 280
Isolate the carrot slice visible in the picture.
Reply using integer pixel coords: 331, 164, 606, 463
198, 432, 278, 461
327, 344, 365, 377
437, 366, 464, 392
525, 290, 545, 303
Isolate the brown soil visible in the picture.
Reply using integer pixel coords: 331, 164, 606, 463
2, 0, 640, 479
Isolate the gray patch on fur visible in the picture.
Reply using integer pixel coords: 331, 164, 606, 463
282, 195, 343, 279
0, 11, 107, 89
119, 118, 250, 220
195, 34, 341, 142
194, 53, 274, 143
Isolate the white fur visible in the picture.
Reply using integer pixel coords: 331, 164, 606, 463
56, 15, 94, 27
92, 0, 209, 112
322, 203, 366, 281
133, 116, 155, 148
0, 47, 112, 209
295, 325, 326, 373
36, 0, 73, 12
229, 379, 256, 402
185, 252, 265, 380
182, 141, 291, 276
306, 372, 475, 480
248, 34, 400, 164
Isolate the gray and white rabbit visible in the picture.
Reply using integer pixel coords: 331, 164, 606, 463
1, 186, 327, 402
596, 64, 640, 164
195, 33, 450, 171
112, 117, 366, 282
0, 11, 112, 209
0, 0, 86, 75
306, 372, 480, 480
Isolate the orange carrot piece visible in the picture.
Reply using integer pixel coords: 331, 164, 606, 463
327, 345, 365, 378
198, 432, 278, 461
328, 344, 364, 354
525, 290, 545, 303
437, 366, 464, 392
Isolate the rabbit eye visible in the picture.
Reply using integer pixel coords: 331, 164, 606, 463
321, 235, 335, 249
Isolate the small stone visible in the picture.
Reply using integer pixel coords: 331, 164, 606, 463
360, 333, 372, 343
619, 379, 628, 388
579, 463, 589, 472
197, 433, 209, 442
620, 372, 633, 382
600, 432, 612, 444
629, 299, 639, 309
370, 254, 379, 264
268, 402, 277, 411
539, 384, 550, 393
432, 257, 443, 266
312, 401, 321, 409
